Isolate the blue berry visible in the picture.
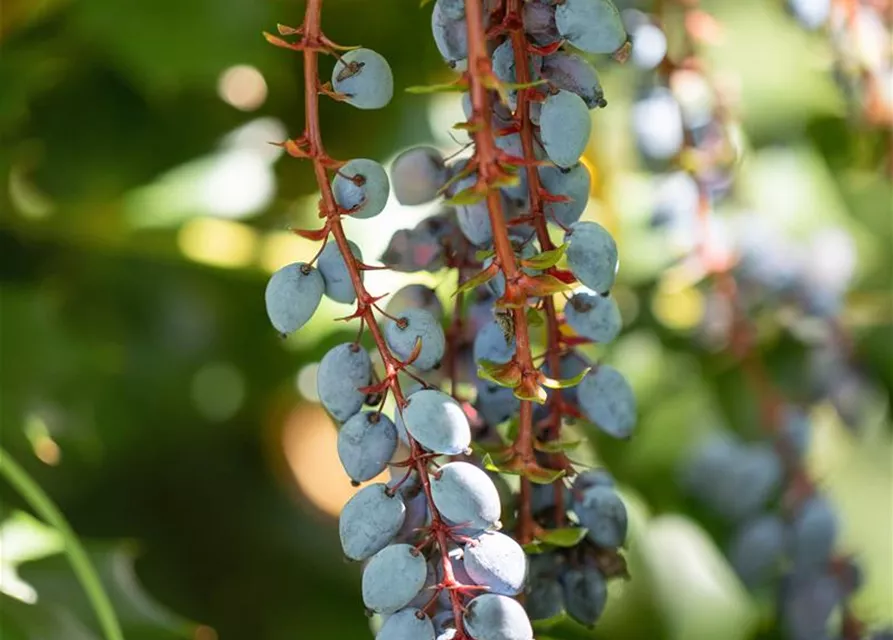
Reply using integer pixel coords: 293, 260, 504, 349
385, 308, 446, 371
474, 378, 521, 427
318, 240, 362, 304
541, 53, 605, 109
728, 514, 787, 589
331, 48, 393, 110
791, 495, 838, 576
431, 1, 468, 71
564, 292, 622, 343
339, 483, 406, 560
473, 320, 517, 365
540, 90, 591, 168
463, 594, 533, 640
632, 87, 684, 161
573, 484, 627, 548
555, 0, 627, 54
463, 531, 528, 596
264, 262, 324, 335
401, 389, 471, 455
333, 158, 390, 219
386, 285, 444, 320
561, 567, 607, 627
539, 163, 591, 228
431, 462, 502, 531
337, 411, 399, 484
317, 343, 373, 423
362, 543, 428, 613
578, 365, 636, 439
391, 147, 449, 205
524, 0, 560, 46
376, 608, 435, 640
565, 221, 618, 294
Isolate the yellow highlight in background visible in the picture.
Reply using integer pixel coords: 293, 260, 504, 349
177, 217, 258, 269
652, 276, 706, 331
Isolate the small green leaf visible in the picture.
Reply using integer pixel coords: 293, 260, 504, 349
541, 367, 591, 389
522, 542, 545, 554
537, 527, 588, 547
453, 121, 483, 132
444, 186, 485, 206
526, 308, 544, 327
420, 0, 434, 6
524, 274, 575, 297
521, 244, 568, 270
523, 465, 566, 485
514, 384, 548, 404
478, 360, 521, 388
500, 78, 549, 90
455, 265, 498, 297
492, 172, 520, 189
534, 437, 583, 453
475, 248, 495, 262
406, 80, 467, 94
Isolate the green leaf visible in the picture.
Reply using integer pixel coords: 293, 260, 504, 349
513, 384, 548, 404
475, 248, 495, 262
455, 265, 498, 297
524, 274, 574, 297
500, 78, 549, 90
492, 172, 520, 189
526, 308, 544, 327
444, 186, 485, 206
521, 244, 568, 270
534, 437, 583, 453
523, 465, 566, 485
522, 542, 545, 554
453, 121, 483, 132
541, 367, 591, 389
536, 527, 588, 547
406, 80, 467, 94
420, 0, 434, 6
477, 360, 521, 388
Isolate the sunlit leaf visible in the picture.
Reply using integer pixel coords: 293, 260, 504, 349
536, 527, 588, 547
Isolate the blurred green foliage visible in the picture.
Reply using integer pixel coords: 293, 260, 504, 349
0, 0, 890, 639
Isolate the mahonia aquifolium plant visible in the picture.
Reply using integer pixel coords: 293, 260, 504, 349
263, 0, 639, 638
624, 2, 891, 639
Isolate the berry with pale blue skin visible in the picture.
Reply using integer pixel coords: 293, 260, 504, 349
402, 389, 471, 455
524, 0, 560, 45
474, 378, 521, 427
464, 531, 528, 596
436, 547, 477, 608
780, 406, 811, 459
542, 353, 590, 406
456, 198, 494, 246
362, 543, 428, 613
491, 40, 542, 109
393, 489, 429, 545
432, 1, 468, 71
331, 48, 394, 110
578, 365, 636, 439
339, 483, 406, 560
337, 412, 398, 484
788, 0, 831, 30
565, 221, 618, 294
318, 240, 362, 304
541, 53, 606, 109
561, 567, 608, 627
431, 462, 502, 531
407, 561, 439, 609
332, 158, 390, 219
385, 309, 446, 370
781, 573, 842, 640
632, 87, 684, 161
565, 292, 622, 343
391, 147, 449, 205
531, 481, 572, 515
629, 21, 668, 70
376, 608, 435, 640
539, 163, 590, 228
728, 514, 787, 589
526, 553, 564, 620
317, 343, 372, 422
573, 485, 627, 548
464, 594, 533, 640
386, 284, 444, 320
572, 468, 616, 493
474, 320, 516, 365
540, 90, 591, 168
265, 263, 324, 335
556, 0, 626, 54
791, 495, 838, 576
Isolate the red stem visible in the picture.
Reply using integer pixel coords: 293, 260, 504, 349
297, 0, 470, 633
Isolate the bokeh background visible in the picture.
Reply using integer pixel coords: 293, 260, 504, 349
0, 0, 891, 639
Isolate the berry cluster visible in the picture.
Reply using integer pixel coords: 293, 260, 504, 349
624, 2, 889, 639
264, 0, 640, 638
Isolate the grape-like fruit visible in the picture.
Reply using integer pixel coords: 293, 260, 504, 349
391, 147, 449, 205
463, 531, 528, 596
436, 547, 476, 608
564, 292, 622, 343
473, 320, 516, 365
337, 412, 399, 484
474, 379, 521, 427
780, 406, 811, 459
577, 365, 636, 439
362, 543, 428, 613
524, 0, 560, 45
571, 468, 615, 495
339, 483, 406, 560
540, 90, 591, 168
332, 158, 390, 219
781, 573, 841, 640
791, 495, 838, 576
265, 262, 324, 335
491, 40, 542, 109
431, 462, 502, 531
317, 343, 373, 422
539, 163, 591, 228
385, 308, 446, 370
632, 87, 684, 161
376, 608, 435, 640
393, 489, 429, 545
432, 1, 468, 71
331, 48, 394, 110
525, 575, 564, 620
565, 221, 619, 294
318, 239, 363, 304
386, 284, 445, 320
555, 0, 627, 54
485, 241, 540, 298
573, 485, 627, 549
561, 567, 607, 627
464, 594, 533, 640
629, 21, 667, 70
728, 514, 787, 589
541, 53, 605, 109
407, 560, 438, 609
401, 389, 471, 455
652, 171, 699, 228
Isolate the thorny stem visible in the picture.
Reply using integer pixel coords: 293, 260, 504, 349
295, 0, 470, 634
464, 0, 538, 542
